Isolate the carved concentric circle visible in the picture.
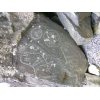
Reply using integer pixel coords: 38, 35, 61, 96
30, 26, 43, 40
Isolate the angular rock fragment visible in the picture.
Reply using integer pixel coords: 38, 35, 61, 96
9, 12, 34, 32
17, 13, 88, 86
92, 12, 100, 35
57, 12, 93, 45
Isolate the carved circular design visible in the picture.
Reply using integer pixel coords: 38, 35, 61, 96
30, 27, 43, 40
20, 53, 45, 67
43, 30, 60, 47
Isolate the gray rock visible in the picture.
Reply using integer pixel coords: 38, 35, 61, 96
0, 74, 67, 87
9, 12, 34, 32
76, 12, 93, 38
0, 12, 15, 77
82, 35, 100, 68
92, 12, 100, 35
83, 73, 100, 87
17, 13, 88, 86
0, 12, 34, 80
57, 12, 93, 45
57, 12, 100, 76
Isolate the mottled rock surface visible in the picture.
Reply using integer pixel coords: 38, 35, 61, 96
0, 12, 15, 77
83, 35, 100, 68
0, 74, 67, 87
92, 12, 100, 35
17, 14, 88, 86
9, 12, 34, 32
0, 12, 34, 80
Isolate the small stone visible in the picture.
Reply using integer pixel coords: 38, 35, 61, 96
88, 64, 99, 76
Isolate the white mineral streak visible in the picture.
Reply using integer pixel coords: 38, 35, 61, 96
88, 64, 99, 76
12, 48, 17, 56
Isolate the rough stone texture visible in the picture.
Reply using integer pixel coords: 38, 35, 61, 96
17, 14, 88, 86
0, 12, 34, 81
0, 74, 67, 87
83, 35, 100, 68
92, 12, 100, 35
9, 12, 34, 32
0, 12, 16, 77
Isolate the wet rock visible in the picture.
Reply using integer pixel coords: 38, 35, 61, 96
17, 13, 88, 86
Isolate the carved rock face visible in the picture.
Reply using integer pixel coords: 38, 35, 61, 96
17, 14, 88, 86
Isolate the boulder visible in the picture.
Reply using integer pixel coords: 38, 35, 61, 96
17, 13, 88, 86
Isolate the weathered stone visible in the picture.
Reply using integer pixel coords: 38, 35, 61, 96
0, 74, 67, 87
0, 12, 15, 77
84, 73, 100, 87
9, 12, 34, 32
17, 14, 88, 86
57, 12, 93, 45
77, 12, 93, 38
83, 35, 100, 68
0, 12, 34, 81
92, 12, 100, 35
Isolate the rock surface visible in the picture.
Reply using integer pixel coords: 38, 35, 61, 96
0, 12, 15, 77
76, 12, 93, 38
9, 12, 34, 32
0, 12, 34, 80
92, 12, 100, 35
57, 12, 93, 45
0, 74, 67, 87
83, 35, 100, 68
83, 73, 100, 87
17, 13, 88, 86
